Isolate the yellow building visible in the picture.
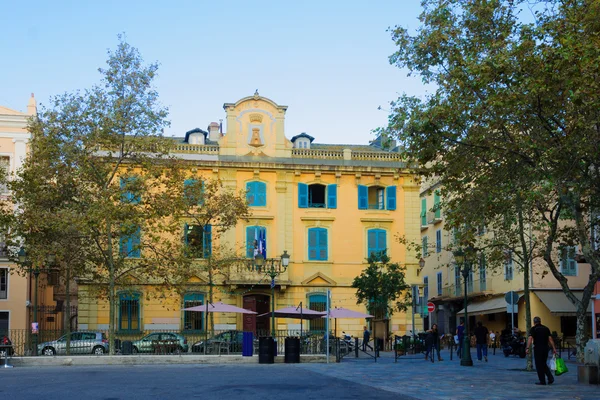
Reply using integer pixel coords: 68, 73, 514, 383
419, 180, 593, 341
78, 93, 422, 340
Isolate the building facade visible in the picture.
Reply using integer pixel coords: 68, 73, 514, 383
78, 93, 422, 339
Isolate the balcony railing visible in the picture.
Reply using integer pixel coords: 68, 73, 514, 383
227, 258, 290, 286
442, 279, 491, 298
172, 144, 219, 154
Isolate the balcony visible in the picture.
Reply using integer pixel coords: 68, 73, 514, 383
226, 258, 290, 287
427, 211, 442, 224
442, 279, 491, 299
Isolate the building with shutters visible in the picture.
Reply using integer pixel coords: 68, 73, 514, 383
77, 92, 423, 340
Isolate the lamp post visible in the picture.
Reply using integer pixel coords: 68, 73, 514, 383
254, 250, 290, 337
454, 247, 474, 366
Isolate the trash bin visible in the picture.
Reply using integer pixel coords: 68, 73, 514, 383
284, 337, 300, 363
121, 340, 133, 355
258, 337, 274, 364
242, 332, 253, 357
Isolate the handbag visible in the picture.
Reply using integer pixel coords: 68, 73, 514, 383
454, 335, 459, 344
555, 356, 568, 376
547, 354, 557, 371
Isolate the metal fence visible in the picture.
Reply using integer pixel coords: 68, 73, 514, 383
0, 328, 332, 357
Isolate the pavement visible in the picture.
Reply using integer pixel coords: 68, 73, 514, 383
0, 348, 597, 399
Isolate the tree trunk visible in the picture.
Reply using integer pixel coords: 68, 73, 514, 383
106, 220, 116, 356
516, 195, 533, 371
209, 262, 214, 335
576, 308, 588, 363
523, 265, 533, 370
65, 264, 71, 355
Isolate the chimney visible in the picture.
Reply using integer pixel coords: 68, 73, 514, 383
208, 122, 221, 141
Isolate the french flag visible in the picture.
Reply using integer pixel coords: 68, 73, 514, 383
259, 229, 266, 258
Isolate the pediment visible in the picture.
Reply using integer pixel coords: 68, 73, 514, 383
301, 272, 337, 286
188, 274, 208, 284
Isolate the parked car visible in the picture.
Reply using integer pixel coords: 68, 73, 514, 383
38, 332, 108, 356
191, 330, 247, 353
131, 332, 188, 354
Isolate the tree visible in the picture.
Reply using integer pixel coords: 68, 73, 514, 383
352, 253, 411, 346
0, 36, 250, 355
383, 0, 600, 361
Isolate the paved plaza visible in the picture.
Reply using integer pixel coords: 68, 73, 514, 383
0, 349, 596, 400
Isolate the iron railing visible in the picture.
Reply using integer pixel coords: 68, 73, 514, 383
442, 279, 491, 298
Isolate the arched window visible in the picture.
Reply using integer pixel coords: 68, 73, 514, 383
246, 181, 266, 207
183, 293, 204, 331
308, 293, 327, 332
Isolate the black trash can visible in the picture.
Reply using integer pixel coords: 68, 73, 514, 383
284, 337, 300, 363
258, 337, 275, 364
121, 340, 133, 355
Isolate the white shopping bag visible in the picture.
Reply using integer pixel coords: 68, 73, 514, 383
454, 335, 460, 344
548, 354, 557, 371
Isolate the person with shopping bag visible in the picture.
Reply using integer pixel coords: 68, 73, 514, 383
526, 316, 558, 385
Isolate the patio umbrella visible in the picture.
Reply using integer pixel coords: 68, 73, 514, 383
321, 307, 374, 338
258, 304, 326, 339
183, 302, 257, 355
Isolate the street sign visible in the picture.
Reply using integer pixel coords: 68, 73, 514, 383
427, 302, 435, 313
505, 291, 519, 305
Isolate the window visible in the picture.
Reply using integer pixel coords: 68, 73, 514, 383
423, 276, 429, 302
358, 185, 396, 210
246, 181, 266, 207
420, 198, 427, 226
0, 268, 7, 299
308, 227, 328, 261
119, 225, 141, 258
467, 268, 474, 293
435, 230, 442, 253
454, 264, 461, 296
422, 236, 428, 257
246, 226, 266, 258
308, 294, 326, 331
298, 183, 337, 209
119, 292, 140, 331
184, 224, 212, 258
183, 293, 204, 331
479, 254, 486, 291
437, 272, 442, 296
367, 229, 386, 259
559, 246, 577, 276
433, 191, 441, 219
504, 251, 514, 281
184, 179, 204, 206
0, 312, 8, 332
120, 176, 141, 204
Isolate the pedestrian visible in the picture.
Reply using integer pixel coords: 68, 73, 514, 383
474, 321, 489, 362
362, 326, 372, 351
424, 324, 443, 362
456, 320, 465, 358
526, 316, 557, 385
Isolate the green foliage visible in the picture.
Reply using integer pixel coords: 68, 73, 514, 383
352, 253, 411, 319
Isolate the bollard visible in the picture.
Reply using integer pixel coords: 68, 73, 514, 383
355, 337, 359, 358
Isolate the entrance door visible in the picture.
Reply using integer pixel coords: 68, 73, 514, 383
243, 294, 271, 335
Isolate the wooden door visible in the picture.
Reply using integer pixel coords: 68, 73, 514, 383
243, 296, 257, 333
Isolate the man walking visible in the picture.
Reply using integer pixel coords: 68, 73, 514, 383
456, 320, 465, 358
362, 326, 372, 351
526, 316, 557, 385
474, 321, 489, 362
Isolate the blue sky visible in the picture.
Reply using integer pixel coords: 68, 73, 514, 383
1, 1, 425, 144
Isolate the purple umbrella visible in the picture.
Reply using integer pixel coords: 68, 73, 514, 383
184, 302, 257, 314
324, 307, 373, 319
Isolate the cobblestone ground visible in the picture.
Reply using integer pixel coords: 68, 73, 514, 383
298, 348, 596, 400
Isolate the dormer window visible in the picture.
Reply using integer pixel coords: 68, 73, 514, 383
184, 128, 208, 145
290, 133, 314, 150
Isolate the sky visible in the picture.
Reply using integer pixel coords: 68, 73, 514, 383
1, 1, 426, 145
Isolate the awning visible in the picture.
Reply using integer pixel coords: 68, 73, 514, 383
457, 296, 508, 316
534, 291, 592, 316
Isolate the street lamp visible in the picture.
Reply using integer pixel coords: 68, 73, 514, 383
254, 250, 290, 337
454, 246, 475, 367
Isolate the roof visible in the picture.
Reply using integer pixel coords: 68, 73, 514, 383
0, 105, 26, 116
457, 296, 508, 316
184, 128, 208, 143
290, 132, 315, 143
534, 290, 592, 316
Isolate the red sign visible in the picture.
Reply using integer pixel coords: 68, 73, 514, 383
427, 302, 435, 313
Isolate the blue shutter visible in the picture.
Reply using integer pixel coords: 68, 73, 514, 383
327, 184, 337, 209
386, 186, 396, 210
246, 182, 255, 205
308, 228, 317, 260
367, 229, 376, 257
203, 224, 212, 258
255, 182, 266, 206
358, 185, 368, 210
377, 230, 386, 256
131, 226, 141, 258
318, 228, 327, 260
121, 177, 140, 204
246, 226, 256, 258
298, 183, 308, 208
434, 191, 441, 219
184, 179, 204, 206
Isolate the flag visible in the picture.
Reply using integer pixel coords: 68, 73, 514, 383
253, 228, 259, 256
259, 229, 267, 258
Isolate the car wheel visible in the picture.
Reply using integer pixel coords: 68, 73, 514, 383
43, 347, 56, 356
132, 347, 139, 354
92, 346, 105, 355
